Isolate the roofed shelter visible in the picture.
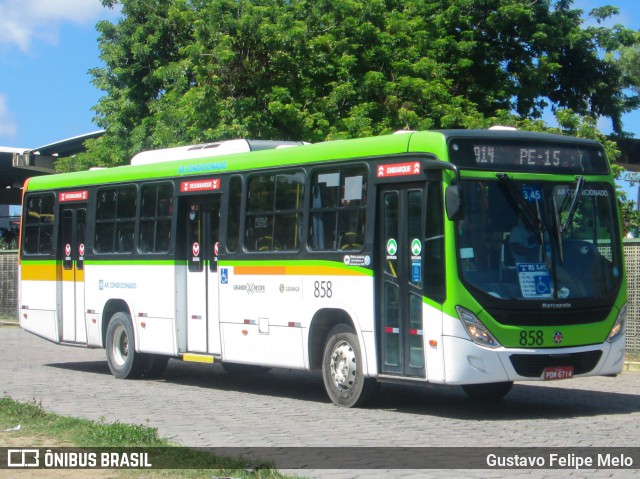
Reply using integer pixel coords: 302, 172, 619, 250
0, 131, 104, 206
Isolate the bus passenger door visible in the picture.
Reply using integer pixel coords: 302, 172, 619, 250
378, 185, 427, 378
185, 195, 221, 354
59, 206, 87, 343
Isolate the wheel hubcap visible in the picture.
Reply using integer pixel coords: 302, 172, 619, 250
112, 325, 129, 366
330, 340, 357, 391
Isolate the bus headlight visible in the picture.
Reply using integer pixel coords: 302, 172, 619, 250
607, 303, 627, 343
456, 306, 501, 348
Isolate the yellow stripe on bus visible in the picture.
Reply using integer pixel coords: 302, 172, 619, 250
21, 263, 84, 282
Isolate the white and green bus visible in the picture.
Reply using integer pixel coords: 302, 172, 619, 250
19, 130, 627, 407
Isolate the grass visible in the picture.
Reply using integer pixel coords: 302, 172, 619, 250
0, 396, 299, 478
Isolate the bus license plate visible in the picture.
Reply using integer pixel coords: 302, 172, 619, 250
543, 366, 574, 380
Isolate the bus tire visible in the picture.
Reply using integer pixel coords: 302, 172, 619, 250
462, 381, 513, 401
105, 312, 145, 379
322, 324, 378, 407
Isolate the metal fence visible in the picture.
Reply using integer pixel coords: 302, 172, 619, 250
0, 251, 18, 318
624, 240, 640, 354
1, 247, 639, 353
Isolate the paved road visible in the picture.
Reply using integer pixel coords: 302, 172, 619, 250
2, 326, 640, 478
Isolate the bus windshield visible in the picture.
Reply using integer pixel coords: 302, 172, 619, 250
456, 177, 623, 301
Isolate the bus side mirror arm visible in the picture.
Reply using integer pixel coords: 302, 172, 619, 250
422, 160, 463, 221
445, 185, 463, 221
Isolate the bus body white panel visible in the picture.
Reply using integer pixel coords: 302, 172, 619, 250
442, 311, 469, 338
186, 263, 208, 352
207, 272, 221, 355
218, 265, 375, 372
222, 323, 304, 368
60, 276, 86, 343
134, 316, 177, 355
20, 308, 59, 343
219, 269, 306, 368
85, 311, 101, 347
175, 265, 187, 353
442, 336, 511, 384
75, 280, 86, 343
20, 279, 59, 343
185, 262, 221, 355
361, 330, 377, 377
596, 338, 626, 375
423, 302, 445, 382
60, 279, 73, 341
85, 264, 178, 356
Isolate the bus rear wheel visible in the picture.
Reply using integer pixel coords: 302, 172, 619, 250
322, 324, 378, 407
462, 381, 513, 401
106, 312, 145, 379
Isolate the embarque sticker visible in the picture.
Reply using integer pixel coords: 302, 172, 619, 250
344, 255, 371, 266
517, 263, 552, 299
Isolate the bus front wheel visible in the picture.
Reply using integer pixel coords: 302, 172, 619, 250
106, 312, 145, 379
322, 324, 378, 407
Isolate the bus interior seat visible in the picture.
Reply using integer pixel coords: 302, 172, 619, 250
339, 231, 363, 250
256, 236, 273, 251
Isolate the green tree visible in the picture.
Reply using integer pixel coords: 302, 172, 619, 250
61, 0, 638, 172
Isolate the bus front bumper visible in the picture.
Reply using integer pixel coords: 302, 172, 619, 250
440, 334, 626, 385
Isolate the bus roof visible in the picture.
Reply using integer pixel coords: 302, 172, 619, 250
24, 130, 604, 192
129, 139, 307, 165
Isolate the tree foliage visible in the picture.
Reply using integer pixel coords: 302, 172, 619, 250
60, 0, 639, 173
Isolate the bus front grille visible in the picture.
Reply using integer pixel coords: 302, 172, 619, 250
509, 350, 603, 378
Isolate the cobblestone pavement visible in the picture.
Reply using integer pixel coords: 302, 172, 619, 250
1, 326, 640, 478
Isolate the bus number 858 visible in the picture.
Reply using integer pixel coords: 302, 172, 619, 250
314, 281, 333, 298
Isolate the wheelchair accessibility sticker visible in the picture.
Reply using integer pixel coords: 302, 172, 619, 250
517, 263, 552, 299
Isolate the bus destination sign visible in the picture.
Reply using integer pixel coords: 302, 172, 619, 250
376, 161, 421, 178
448, 139, 608, 174
59, 190, 89, 202
180, 178, 221, 193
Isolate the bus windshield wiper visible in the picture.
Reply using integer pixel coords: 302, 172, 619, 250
496, 173, 545, 242
551, 176, 585, 265
551, 192, 566, 265
561, 176, 585, 232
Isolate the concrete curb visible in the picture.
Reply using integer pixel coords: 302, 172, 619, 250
624, 361, 640, 372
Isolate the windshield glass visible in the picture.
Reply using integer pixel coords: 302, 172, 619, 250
456, 178, 622, 301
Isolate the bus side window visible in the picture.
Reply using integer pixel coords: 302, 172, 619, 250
22, 193, 55, 255
245, 171, 304, 252
140, 182, 173, 254
95, 186, 137, 254
424, 181, 445, 302
309, 166, 367, 251
226, 176, 242, 253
